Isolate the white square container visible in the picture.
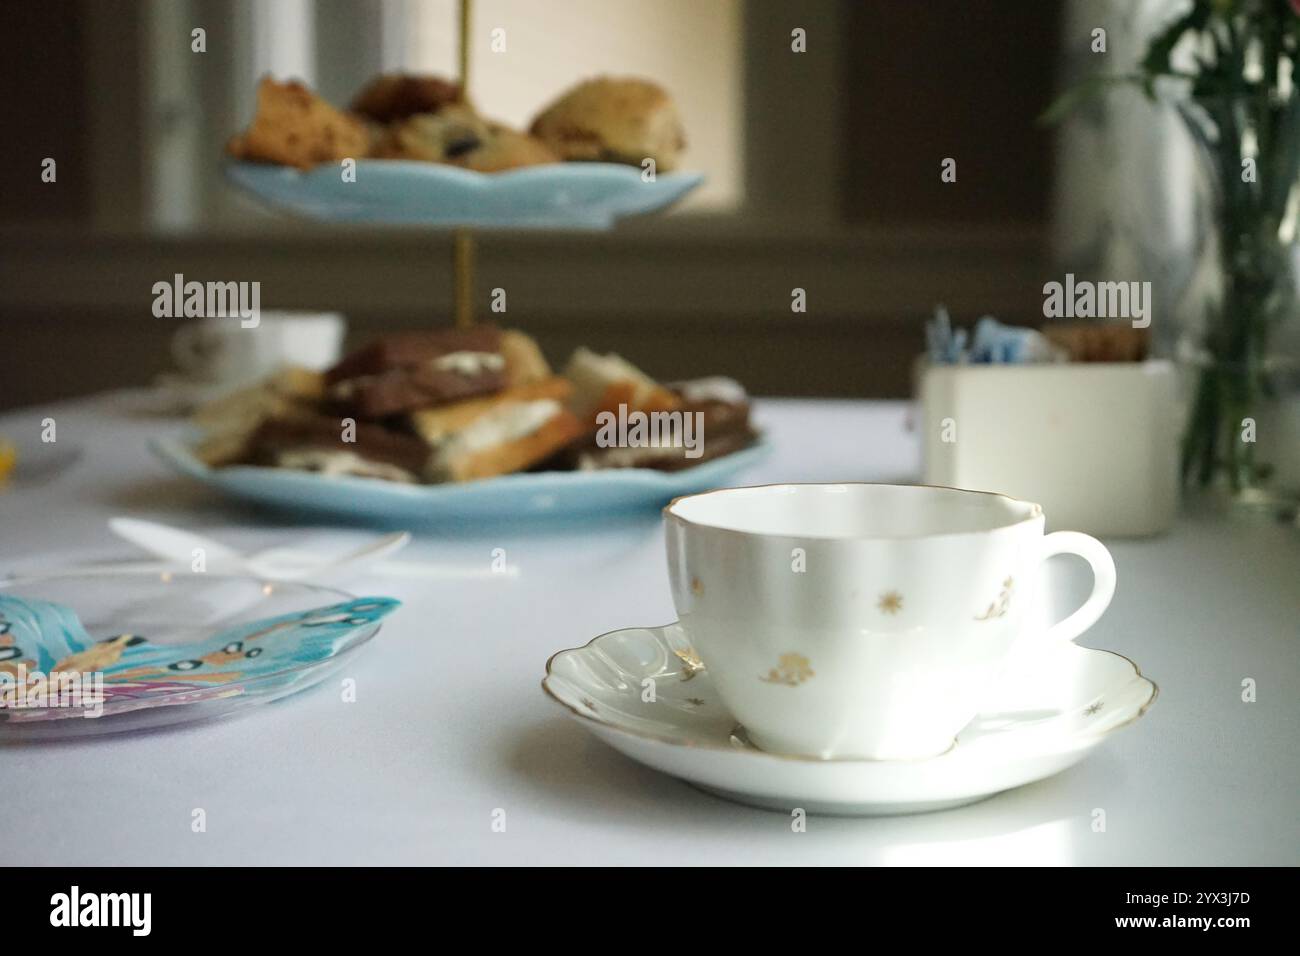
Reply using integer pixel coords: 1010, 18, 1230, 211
918, 359, 1179, 536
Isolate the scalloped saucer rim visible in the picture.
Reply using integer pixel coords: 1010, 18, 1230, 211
542, 622, 1157, 815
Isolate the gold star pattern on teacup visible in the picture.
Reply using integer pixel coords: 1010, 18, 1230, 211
759, 653, 814, 686
877, 590, 903, 615
690, 576, 704, 596
674, 647, 704, 681
1084, 700, 1104, 717
975, 577, 1014, 620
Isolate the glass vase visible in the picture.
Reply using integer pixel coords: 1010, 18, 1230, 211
1177, 98, 1300, 503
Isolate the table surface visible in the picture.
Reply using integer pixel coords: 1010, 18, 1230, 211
1, 393, 1296, 866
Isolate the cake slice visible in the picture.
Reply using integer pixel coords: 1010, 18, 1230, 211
499, 329, 552, 387
412, 375, 584, 482
327, 327, 508, 419
190, 366, 327, 467
433, 404, 586, 482
326, 326, 501, 383
568, 376, 757, 472
562, 347, 680, 424
409, 376, 571, 445
243, 414, 432, 483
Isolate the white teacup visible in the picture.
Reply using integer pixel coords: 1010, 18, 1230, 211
171, 311, 345, 386
664, 483, 1116, 760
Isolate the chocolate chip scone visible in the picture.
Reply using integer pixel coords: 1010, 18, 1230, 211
382, 106, 558, 171
350, 73, 465, 123
227, 76, 371, 170
529, 76, 686, 172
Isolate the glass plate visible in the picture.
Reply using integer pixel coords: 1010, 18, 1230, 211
0, 570, 393, 740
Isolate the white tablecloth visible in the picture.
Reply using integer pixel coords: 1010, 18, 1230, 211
1, 393, 1296, 865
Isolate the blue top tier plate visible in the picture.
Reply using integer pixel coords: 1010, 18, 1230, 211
225, 160, 704, 229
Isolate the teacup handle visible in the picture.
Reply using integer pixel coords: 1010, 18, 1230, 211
1036, 531, 1116, 643
171, 323, 213, 377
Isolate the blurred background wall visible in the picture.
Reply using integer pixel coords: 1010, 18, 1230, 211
0, 0, 1064, 410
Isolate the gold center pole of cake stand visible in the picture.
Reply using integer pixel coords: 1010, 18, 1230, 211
452, 0, 476, 329
459, 0, 472, 95
453, 229, 475, 329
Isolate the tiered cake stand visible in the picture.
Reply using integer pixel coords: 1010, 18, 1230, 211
224, 0, 705, 327
161, 1, 764, 522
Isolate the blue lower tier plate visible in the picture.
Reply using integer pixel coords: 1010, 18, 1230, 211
150, 435, 769, 524
225, 160, 704, 229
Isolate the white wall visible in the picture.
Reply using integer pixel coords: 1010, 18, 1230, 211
379, 0, 743, 210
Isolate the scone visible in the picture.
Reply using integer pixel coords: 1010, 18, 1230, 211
350, 73, 464, 122
471, 124, 560, 172
227, 76, 371, 170
384, 106, 557, 171
529, 77, 686, 172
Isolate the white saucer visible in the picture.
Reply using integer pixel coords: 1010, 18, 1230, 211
542, 623, 1157, 816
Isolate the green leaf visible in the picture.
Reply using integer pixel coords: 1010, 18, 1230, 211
1265, 92, 1300, 217
1142, 1, 1215, 78
1039, 74, 1143, 126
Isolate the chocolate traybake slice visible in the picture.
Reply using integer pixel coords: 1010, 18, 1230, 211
558, 377, 757, 473
326, 327, 501, 383
327, 327, 508, 419
244, 414, 432, 483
